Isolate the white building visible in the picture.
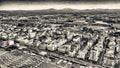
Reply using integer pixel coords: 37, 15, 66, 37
69, 50, 76, 57
89, 50, 100, 61
8, 40, 14, 45
77, 50, 88, 59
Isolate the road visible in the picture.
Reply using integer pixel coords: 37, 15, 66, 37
46, 51, 103, 68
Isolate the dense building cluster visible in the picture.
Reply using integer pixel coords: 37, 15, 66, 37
0, 11, 120, 68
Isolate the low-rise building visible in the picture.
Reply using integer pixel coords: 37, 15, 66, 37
89, 50, 100, 61
77, 50, 88, 59
103, 57, 115, 67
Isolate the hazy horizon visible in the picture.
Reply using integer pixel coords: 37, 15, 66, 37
0, 1, 120, 10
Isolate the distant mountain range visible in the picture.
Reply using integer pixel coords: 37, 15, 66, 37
0, 8, 120, 15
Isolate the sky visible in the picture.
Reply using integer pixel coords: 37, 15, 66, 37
0, 0, 120, 10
